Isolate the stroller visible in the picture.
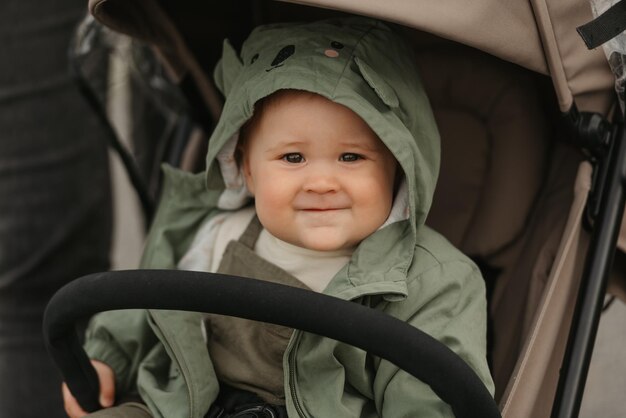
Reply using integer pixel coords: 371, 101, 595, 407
43, 0, 626, 417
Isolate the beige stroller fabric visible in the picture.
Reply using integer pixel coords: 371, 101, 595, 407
499, 161, 591, 418
278, 0, 615, 113
416, 43, 591, 413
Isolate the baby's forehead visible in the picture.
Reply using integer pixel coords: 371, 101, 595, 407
244, 90, 387, 148
250, 90, 368, 132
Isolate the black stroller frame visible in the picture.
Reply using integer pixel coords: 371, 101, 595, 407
553, 108, 626, 418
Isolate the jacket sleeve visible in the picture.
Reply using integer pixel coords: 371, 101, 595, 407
83, 309, 159, 396
373, 259, 495, 417
81, 167, 220, 398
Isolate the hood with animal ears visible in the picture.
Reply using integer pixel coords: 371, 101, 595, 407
205, 17, 440, 234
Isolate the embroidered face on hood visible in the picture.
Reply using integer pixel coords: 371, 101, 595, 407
205, 17, 440, 237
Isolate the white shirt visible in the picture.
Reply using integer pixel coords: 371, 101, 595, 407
178, 206, 353, 292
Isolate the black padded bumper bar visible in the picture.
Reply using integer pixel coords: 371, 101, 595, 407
43, 269, 500, 418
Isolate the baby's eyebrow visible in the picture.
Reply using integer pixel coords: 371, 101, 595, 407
265, 140, 307, 152
338, 141, 379, 152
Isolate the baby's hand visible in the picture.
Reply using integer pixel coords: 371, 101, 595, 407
62, 360, 115, 418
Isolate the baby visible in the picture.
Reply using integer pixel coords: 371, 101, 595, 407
63, 18, 494, 418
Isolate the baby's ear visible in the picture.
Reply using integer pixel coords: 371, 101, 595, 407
241, 154, 255, 195
354, 56, 399, 109
213, 39, 243, 96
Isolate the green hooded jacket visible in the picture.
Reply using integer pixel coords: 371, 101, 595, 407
84, 18, 495, 418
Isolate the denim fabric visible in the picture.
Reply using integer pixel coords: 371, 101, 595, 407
0, 1, 112, 416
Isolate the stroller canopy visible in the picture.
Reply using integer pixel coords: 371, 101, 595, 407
88, 0, 615, 114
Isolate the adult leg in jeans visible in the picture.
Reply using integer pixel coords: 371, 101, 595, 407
0, 1, 112, 417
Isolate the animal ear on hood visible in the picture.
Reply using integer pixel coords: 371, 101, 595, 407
213, 39, 243, 96
354, 56, 399, 108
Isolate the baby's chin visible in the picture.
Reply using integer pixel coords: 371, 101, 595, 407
281, 233, 359, 253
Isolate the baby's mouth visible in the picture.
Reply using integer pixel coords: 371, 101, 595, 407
300, 207, 346, 212
293, 194, 352, 212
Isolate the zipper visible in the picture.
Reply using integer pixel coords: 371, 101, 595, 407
285, 293, 375, 418
286, 330, 307, 418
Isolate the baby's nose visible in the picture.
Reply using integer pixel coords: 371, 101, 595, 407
303, 171, 340, 193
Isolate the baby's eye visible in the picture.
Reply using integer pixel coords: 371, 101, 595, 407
339, 153, 362, 162
282, 153, 304, 163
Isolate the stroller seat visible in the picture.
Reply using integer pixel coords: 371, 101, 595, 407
418, 44, 549, 391
413, 42, 588, 417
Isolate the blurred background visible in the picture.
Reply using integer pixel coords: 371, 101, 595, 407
0, 2, 111, 416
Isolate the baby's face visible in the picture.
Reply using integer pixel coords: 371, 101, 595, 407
242, 92, 397, 251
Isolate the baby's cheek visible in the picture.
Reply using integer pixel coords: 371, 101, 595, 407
257, 185, 283, 209
254, 189, 289, 225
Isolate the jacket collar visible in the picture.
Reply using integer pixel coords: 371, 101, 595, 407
325, 219, 412, 302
